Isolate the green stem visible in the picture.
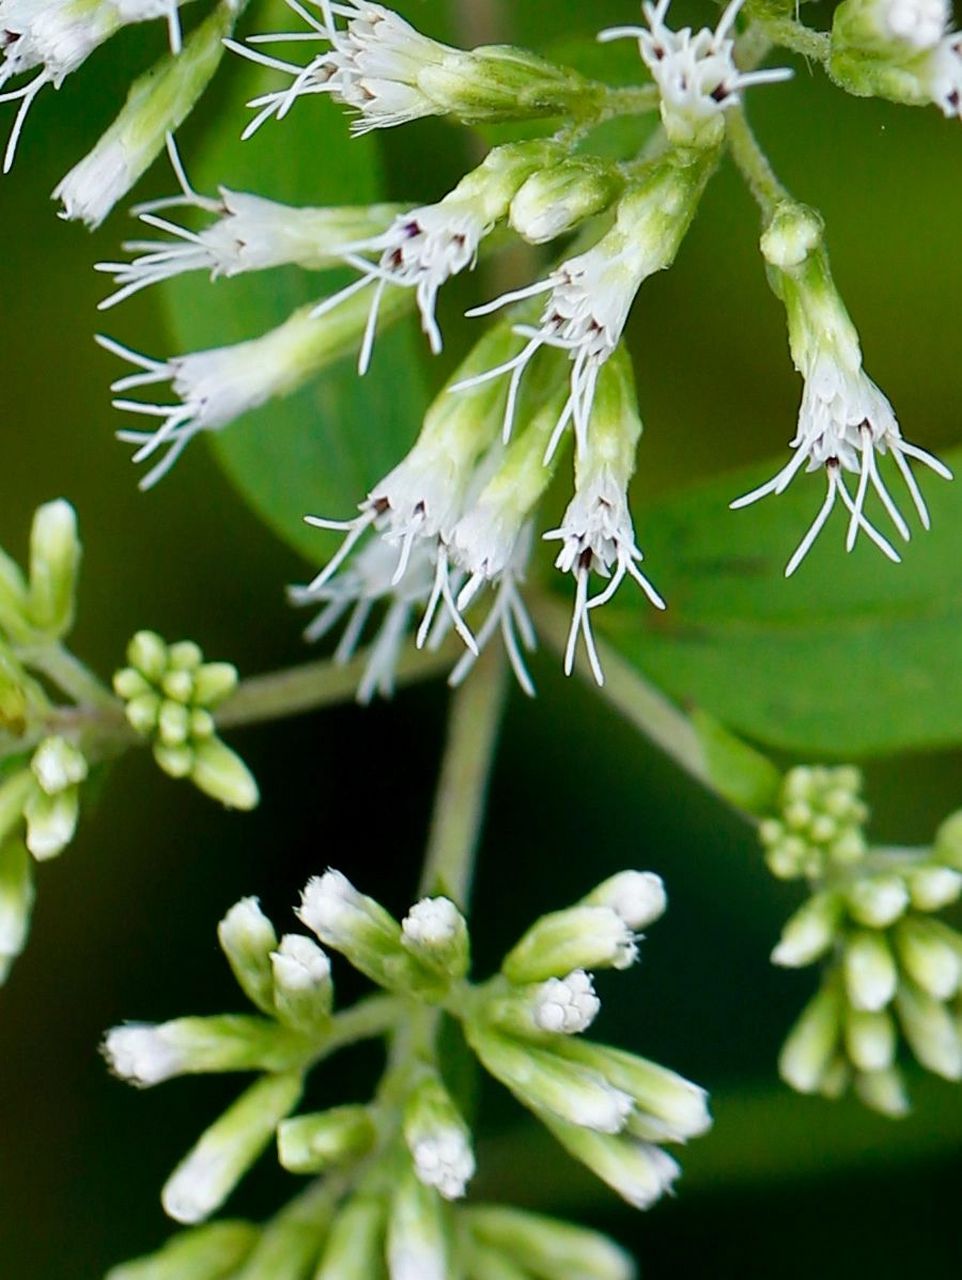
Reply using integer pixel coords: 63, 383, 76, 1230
215, 642, 457, 730
753, 14, 832, 63
418, 648, 510, 909
25, 644, 116, 712
530, 592, 714, 794
309, 993, 404, 1068
726, 103, 793, 216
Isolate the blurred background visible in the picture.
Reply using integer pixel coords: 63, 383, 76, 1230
1, 1, 961, 1275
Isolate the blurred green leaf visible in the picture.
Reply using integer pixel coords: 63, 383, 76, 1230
598, 446, 962, 759
159, 0, 428, 566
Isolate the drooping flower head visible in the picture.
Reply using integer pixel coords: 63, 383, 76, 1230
732, 202, 951, 575
544, 350, 664, 686
599, 0, 792, 145
458, 148, 716, 459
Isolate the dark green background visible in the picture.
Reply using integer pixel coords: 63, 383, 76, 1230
1, 2, 960, 1276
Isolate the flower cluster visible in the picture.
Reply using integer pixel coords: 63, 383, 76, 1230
114, 630, 258, 810
103, 864, 707, 1275
763, 765, 962, 1114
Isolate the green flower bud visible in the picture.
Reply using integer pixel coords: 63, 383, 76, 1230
113, 667, 152, 701
0, 544, 29, 640
105, 1222, 259, 1280
190, 710, 216, 740
779, 982, 843, 1093
771, 892, 842, 968
162, 1072, 303, 1224
26, 500, 81, 638
230, 1190, 334, 1280
465, 1206, 636, 1280
0, 770, 35, 845
190, 738, 259, 811
168, 641, 204, 671
126, 692, 162, 735
314, 1195, 387, 1280
217, 898, 278, 1015
162, 670, 196, 704
270, 934, 334, 1033
0, 839, 35, 983
510, 158, 623, 245
192, 663, 238, 707
158, 700, 191, 747
894, 917, 961, 1000
907, 866, 962, 911
760, 202, 824, 271
127, 632, 169, 683
844, 931, 898, 1011
103, 1015, 310, 1087
154, 742, 195, 779
854, 1066, 910, 1118
277, 1105, 376, 1175
933, 810, 962, 868
501, 906, 637, 985
537, 1113, 680, 1210
845, 1007, 897, 1072
386, 1165, 452, 1280
895, 983, 962, 1079
23, 786, 79, 861
465, 1020, 633, 1135
845, 874, 910, 928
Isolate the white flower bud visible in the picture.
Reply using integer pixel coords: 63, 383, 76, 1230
103, 1015, 308, 1087
895, 983, 962, 1080
845, 874, 909, 928
404, 1075, 475, 1200
104, 1221, 259, 1280
30, 736, 87, 796
465, 1206, 635, 1280
771, 893, 841, 968
779, 984, 843, 1093
277, 1104, 376, 1175
843, 931, 898, 1011
386, 1167, 451, 1280
26, 500, 81, 637
533, 971, 601, 1035
510, 157, 622, 244
502, 906, 637, 985
270, 934, 334, 1033
583, 871, 667, 932
298, 868, 417, 992
845, 1007, 897, 1073
401, 896, 470, 982
217, 898, 278, 1015
894, 918, 961, 1000
162, 1072, 302, 1224
907, 866, 962, 911
760, 203, 824, 271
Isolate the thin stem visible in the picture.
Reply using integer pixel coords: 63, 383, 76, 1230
725, 103, 793, 217
418, 647, 510, 909
215, 641, 458, 730
24, 644, 116, 712
753, 14, 831, 63
309, 993, 403, 1068
530, 592, 714, 795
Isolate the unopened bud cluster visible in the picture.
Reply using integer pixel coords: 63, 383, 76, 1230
764, 768, 962, 1114
114, 631, 258, 811
104, 864, 706, 1275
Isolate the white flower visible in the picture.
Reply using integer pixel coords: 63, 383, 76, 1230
312, 201, 487, 370
546, 474, 664, 686
881, 0, 949, 48
928, 30, 962, 117
226, 0, 453, 139
585, 871, 668, 931
731, 347, 952, 576
271, 934, 332, 991
533, 970, 601, 1035
0, 0, 182, 173
402, 897, 462, 949
599, 0, 791, 144
103, 1023, 190, 1087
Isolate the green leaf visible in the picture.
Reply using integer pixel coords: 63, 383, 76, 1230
159, 0, 428, 565
597, 447, 962, 759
